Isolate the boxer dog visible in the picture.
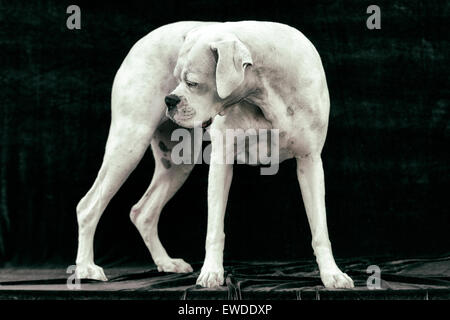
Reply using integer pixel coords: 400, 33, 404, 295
74, 21, 354, 289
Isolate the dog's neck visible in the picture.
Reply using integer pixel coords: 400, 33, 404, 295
217, 66, 278, 125
240, 67, 278, 125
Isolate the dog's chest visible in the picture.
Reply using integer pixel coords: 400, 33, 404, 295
219, 103, 296, 165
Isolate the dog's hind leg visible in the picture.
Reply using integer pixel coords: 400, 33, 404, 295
296, 154, 354, 288
75, 62, 171, 281
130, 122, 196, 273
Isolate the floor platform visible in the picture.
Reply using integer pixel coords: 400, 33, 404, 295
1, 256, 449, 300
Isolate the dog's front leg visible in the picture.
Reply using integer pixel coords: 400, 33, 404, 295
196, 148, 233, 288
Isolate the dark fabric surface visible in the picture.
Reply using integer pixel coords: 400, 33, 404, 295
1, 256, 449, 300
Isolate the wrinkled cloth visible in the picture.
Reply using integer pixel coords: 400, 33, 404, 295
0, 256, 449, 300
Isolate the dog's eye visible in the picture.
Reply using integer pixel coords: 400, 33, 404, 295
186, 80, 198, 88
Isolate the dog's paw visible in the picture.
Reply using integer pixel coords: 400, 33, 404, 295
75, 264, 108, 281
156, 258, 193, 273
320, 268, 354, 289
196, 267, 224, 288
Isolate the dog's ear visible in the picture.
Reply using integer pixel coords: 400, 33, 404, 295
210, 39, 253, 99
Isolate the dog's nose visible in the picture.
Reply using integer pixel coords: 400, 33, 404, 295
165, 94, 180, 111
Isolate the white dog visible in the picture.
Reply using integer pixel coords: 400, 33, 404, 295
74, 21, 354, 289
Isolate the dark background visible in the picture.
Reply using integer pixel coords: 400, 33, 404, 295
0, 0, 448, 268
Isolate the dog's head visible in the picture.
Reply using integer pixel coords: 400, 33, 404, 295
165, 31, 253, 128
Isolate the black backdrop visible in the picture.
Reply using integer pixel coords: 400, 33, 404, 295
0, 0, 448, 268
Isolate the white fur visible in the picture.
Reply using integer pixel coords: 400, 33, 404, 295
74, 21, 354, 289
